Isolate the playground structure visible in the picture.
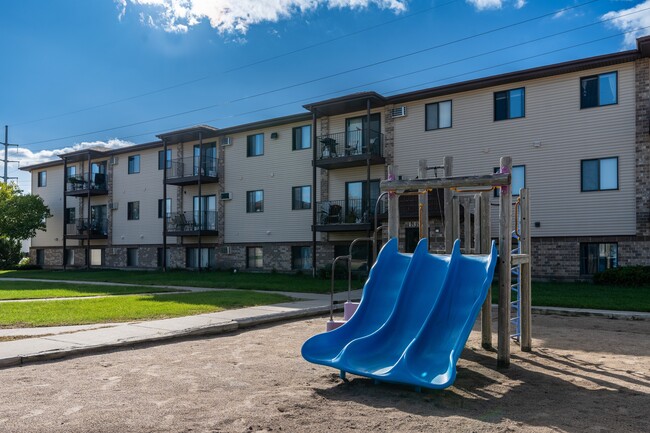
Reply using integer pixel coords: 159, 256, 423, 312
303, 156, 532, 388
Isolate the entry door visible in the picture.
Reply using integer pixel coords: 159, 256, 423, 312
90, 205, 107, 235
405, 227, 419, 253
193, 195, 216, 230
194, 144, 217, 175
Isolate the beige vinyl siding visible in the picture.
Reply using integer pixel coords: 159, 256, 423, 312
31, 165, 65, 247
394, 63, 636, 237
223, 121, 315, 244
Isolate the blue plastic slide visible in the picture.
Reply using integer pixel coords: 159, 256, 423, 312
301, 238, 411, 367
301, 239, 497, 390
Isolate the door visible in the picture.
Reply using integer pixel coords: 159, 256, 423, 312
193, 195, 216, 230
346, 180, 380, 223
90, 162, 107, 188
194, 144, 217, 176
90, 205, 107, 235
345, 113, 380, 154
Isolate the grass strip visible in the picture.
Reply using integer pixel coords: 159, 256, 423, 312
0, 280, 178, 300
0, 290, 292, 328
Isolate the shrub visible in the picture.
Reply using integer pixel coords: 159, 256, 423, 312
0, 238, 21, 269
593, 266, 650, 286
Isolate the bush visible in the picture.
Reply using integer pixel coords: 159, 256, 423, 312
593, 266, 650, 286
0, 238, 21, 269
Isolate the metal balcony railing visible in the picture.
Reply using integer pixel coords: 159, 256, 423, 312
166, 211, 217, 232
316, 199, 386, 226
316, 130, 383, 160
66, 218, 108, 236
66, 173, 108, 192
165, 156, 218, 180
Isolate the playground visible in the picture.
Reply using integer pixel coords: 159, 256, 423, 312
0, 314, 648, 432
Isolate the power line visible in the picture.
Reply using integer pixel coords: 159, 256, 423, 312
22, 0, 599, 147
11, 0, 461, 128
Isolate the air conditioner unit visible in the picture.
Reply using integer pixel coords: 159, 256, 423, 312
221, 137, 232, 146
390, 106, 407, 118
110, 155, 119, 165
220, 192, 232, 201
220, 246, 231, 255
109, 202, 119, 210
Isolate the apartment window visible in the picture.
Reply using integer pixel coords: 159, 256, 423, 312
580, 243, 618, 274
35, 249, 44, 266
292, 186, 311, 210
494, 88, 525, 121
246, 190, 264, 213
90, 249, 103, 266
247, 133, 264, 157
292, 246, 312, 270
494, 165, 525, 197
126, 248, 139, 267
37, 171, 47, 187
158, 149, 172, 170
65, 208, 76, 224
66, 166, 76, 179
128, 155, 140, 174
425, 100, 452, 130
186, 247, 213, 269
581, 157, 618, 192
127, 201, 140, 220
65, 249, 75, 266
292, 125, 311, 150
247, 247, 263, 269
581, 72, 617, 109
157, 248, 171, 268
158, 198, 171, 218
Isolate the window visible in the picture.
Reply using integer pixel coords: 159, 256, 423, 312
581, 157, 618, 192
35, 249, 44, 266
193, 195, 216, 230
292, 186, 311, 210
247, 133, 264, 157
246, 190, 264, 213
581, 72, 617, 109
128, 155, 140, 174
346, 113, 381, 155
37, 171, 47, 187
127, 201, 140, 220
158, 149, 172, 170
247, 247, 263, 269
127, 248, 139, 267
494, 165, 526, 197
292, 125, 311, 150
346, 180, 380, 222
65, 249, 74, 266
65, 208, 76, 224
90, 249, 103, 266
186, 247, 213, 269
580, 243, 617, 274
292, 246, 312, 270
158, 198, 171, 219
157, 248, 171, 268
425, 100, 452, 130
66, 166, 76, 179
494, 88, 525, 121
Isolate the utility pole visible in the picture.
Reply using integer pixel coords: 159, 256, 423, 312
2, 125, 19, 184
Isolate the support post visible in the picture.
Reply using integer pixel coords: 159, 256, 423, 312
162, 139, 168, 271
520, 188, 532, 352
443, 156, 453, 253
63, 158, 68, 270
418, 159, 429, 243
452, 196, 460, 245
311, 112, 318, 277
497, 156, 512, 368
462, 196, 470, 252
473, 194, 480, 254
387, 165, 399, 242
197, 132, 203, 271
479, 190, 492, 349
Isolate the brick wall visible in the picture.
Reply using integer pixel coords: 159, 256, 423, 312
636, 58, 650, 236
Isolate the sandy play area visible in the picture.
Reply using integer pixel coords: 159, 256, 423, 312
0, 313, 648, 433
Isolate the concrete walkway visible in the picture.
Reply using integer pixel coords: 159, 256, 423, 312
0, 278, 648, 369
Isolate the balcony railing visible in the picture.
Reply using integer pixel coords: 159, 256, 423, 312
166, 211, 217, 234
165, 156, 218, 184
317, 130, 383, 160
65, 173, 108, 194
65, 218, 108, 238
316, 199, 386, 227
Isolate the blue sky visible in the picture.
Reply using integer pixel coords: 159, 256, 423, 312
2, 0, 650, 190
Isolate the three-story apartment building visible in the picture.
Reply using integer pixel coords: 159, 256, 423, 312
23, 36, 650, 279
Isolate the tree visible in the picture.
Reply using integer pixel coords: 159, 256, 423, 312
0, 182, 51, 241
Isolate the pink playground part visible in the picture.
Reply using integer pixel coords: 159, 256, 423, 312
326, 320, 345, 331
343, 301, 359, 321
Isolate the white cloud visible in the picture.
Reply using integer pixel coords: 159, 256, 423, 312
15, 139, 135, 168
120, 0, 408, 34
602, 0, 650, 48
466, 0, 503, 10
115, 0, 127, 21
514, 0, 525, 9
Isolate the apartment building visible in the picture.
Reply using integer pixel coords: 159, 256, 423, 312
23, 36, 650, 279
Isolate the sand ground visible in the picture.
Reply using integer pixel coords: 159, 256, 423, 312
0, 313, 648, 433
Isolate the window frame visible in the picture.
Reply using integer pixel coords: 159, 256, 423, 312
127, 201, 140, 220
158, 198, 172, 219
126, 248, 139, 267
246, 133, 264, 157
292, 125, 312, 151
580, 157, 619, 192
494, 165, 526, 197
580, 71, 618, 109
128, 155, 141, 174
246, 190, 264, 213
37, 171, 47, 187
246, 246, 264, 269
65, 207, 76, 224
158, 149, 172, 170
425, 100, 452, 131
292, 185, 311, 210
291, 246, 312, 270
580, 242, 618, 275
494, 87, 525, 121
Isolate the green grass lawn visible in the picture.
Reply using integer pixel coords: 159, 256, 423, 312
0, 280, 179, 300
0, 269, 354, 294
0, 290, 292, 328
491, 281, 650, 312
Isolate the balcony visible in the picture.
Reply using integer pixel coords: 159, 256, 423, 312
166, 211, 218, 236
314, 130, 385, 170
65, 173, 108, 196
165, 157, 218, 186
313, 199, 386, 232
65, 218, 108, 239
